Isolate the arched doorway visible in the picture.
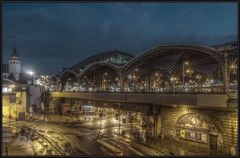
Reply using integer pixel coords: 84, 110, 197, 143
175, 113, 223, 152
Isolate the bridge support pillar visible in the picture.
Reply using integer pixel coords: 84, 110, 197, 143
153, 114, 161, 141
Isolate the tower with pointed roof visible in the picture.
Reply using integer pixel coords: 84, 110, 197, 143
8, 47, 21, 81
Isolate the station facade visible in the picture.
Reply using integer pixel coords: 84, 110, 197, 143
49, 42, 238, 155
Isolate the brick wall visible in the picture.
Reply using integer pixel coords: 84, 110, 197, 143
160, 106, 238, 154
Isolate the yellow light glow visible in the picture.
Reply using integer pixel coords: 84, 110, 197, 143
230, 65, 235, 69
9, 85, 15, 88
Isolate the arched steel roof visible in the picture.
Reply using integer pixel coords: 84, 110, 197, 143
122, 45, 226, 78
63, 50, 134, 73
60, 69, 78, 81
79, 61, 121, 79
55, 42, 237, 84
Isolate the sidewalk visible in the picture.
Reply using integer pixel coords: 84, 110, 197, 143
121, 134, 226, 156
2, 135, 34, 156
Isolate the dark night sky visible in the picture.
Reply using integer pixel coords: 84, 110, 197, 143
3, 2, 237, 75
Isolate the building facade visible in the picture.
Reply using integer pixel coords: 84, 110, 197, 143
3, 47, 22, 81
47, 41, 237, 155
2, 47, 44, 119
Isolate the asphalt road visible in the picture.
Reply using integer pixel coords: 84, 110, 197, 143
8, 115, 168, 156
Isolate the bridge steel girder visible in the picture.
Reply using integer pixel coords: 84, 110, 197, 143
51, 92, 228, 108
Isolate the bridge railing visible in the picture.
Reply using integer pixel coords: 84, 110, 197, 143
52, 90, 228, 94
52, 84, 237, 93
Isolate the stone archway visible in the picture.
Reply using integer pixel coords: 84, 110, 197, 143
174, 113, 224, 152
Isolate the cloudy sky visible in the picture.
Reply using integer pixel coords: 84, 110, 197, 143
3, 2, 237, 74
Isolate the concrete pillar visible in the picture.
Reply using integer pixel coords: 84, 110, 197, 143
154, 114, 161, 141
151, 106, 161, 141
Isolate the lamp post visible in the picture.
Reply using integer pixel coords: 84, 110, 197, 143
28, 71, 34, 85
182, 61, 189, 91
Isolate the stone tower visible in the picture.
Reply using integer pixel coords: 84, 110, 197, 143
9, 47, 21, 81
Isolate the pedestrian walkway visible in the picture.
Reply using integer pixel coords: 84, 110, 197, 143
125, 135, 226, 156
113, 129, 228, 156
2, 135, 34, 156
24, 113, 229, 156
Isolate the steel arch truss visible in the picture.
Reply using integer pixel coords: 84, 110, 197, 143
123, 45, 225, 78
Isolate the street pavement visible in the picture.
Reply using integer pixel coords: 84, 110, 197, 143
3, 113, 226, 156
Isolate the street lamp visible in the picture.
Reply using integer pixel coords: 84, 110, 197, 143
27, 71, 34, 85
182, 61, 189, 91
